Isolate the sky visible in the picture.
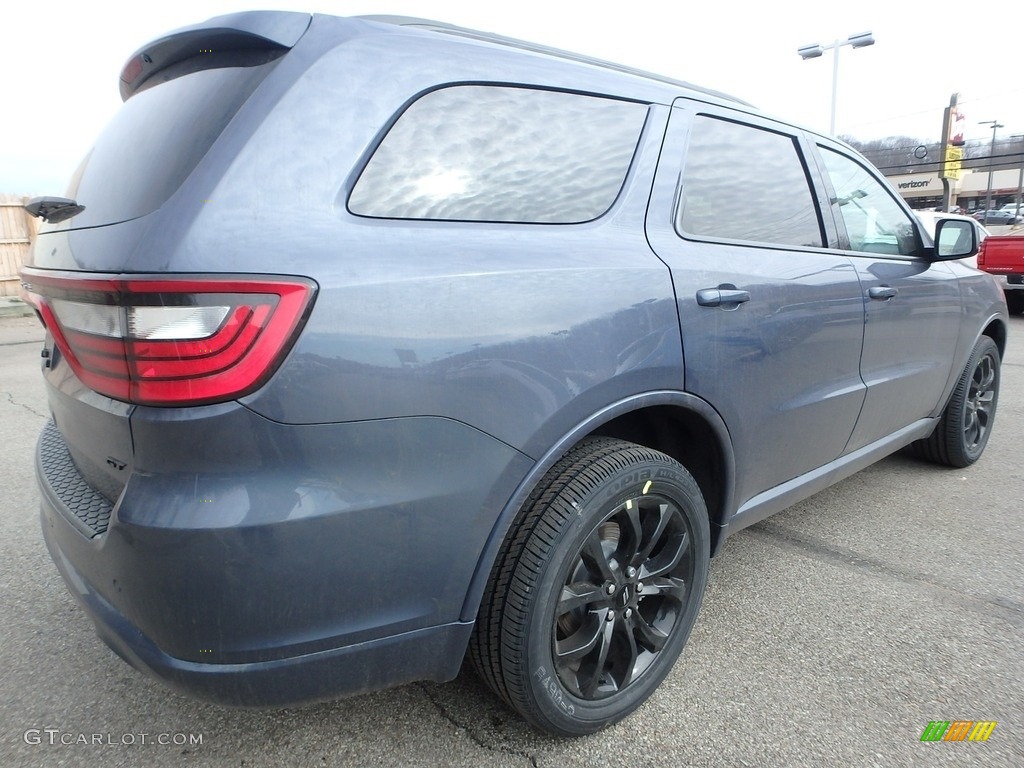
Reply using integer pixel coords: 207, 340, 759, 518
3, 0, 1023, 195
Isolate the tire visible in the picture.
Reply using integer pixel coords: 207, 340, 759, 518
912, 335, 1000, 468
469, 437, 710, 736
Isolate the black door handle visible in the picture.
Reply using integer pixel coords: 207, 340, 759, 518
868, 286, 898, 300
696, 287, 751, 308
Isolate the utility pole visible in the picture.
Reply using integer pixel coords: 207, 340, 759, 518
1012, 134, 1024, 218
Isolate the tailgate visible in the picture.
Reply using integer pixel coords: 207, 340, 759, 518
978, 236, 1024, 274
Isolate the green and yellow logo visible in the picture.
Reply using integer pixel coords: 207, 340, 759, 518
920, 721, 996, 742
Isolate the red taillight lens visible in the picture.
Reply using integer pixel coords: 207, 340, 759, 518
977, 239, 986, 268
20, 271, 316, 405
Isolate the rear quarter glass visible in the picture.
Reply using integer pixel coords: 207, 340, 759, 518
348, 85, 648, 223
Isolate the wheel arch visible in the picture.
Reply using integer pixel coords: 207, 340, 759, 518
459, 391, 735, 623
983, 316, 1007, 360
943, 314, 1007, 415
935, 313, 1007, 421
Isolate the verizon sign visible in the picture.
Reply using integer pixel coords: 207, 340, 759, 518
898, 179, 933, 190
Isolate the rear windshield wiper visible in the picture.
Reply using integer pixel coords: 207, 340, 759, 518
24, 196, 85, 224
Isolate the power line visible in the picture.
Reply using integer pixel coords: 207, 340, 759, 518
844, 137, 1024, 153
869, 151, 1024, 174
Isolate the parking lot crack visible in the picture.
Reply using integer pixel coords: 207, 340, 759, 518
2, 391, 47, 420
749, 523, 1024, 629
415, 683, 539, 767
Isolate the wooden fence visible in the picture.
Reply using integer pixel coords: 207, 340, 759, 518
0, 194, 37, 297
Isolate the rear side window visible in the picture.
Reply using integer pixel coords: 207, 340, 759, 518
677, 116, 824, 248
348, 85, 648, 223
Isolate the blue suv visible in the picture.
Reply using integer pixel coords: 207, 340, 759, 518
22, 12, 1006, 736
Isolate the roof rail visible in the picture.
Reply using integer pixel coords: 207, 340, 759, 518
356, 15, 751, 107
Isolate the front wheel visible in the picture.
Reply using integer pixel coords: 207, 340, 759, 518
469, 437, 710, 736
913, 335, 1000, 467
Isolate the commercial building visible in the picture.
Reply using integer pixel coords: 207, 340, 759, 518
888, 167, 1023, 212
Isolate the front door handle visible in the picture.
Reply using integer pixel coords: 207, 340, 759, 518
696, 287, 751, 308
868, 286, 898, 300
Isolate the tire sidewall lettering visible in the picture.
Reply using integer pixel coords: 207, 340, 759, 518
595, 467, 683, 502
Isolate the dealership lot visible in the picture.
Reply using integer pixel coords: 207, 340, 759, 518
1, 313, 1022, 767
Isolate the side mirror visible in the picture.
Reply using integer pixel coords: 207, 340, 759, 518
933, 219, 977, 260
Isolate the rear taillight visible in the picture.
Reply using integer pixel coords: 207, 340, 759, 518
20, 270, 316, 406
977, 239, 987, 268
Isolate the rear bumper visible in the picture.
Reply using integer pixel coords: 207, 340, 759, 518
42, 517, 472, 706
36, 412, 530, 705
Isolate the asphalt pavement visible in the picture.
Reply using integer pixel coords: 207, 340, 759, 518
1, 313, 1022, 767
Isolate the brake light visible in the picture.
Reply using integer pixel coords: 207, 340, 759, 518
977, 239, 987, 268
20, 271, 316, 406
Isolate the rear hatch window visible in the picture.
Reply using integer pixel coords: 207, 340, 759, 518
61, 59, 280, 230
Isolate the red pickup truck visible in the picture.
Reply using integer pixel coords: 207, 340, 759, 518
977, 235, 1024, 314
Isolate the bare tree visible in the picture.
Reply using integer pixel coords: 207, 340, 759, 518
840, 135, 940, 175
961, 134, 1024, 173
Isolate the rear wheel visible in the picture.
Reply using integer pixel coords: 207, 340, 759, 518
912, 335, 1000, 467
469, 437, 710, 736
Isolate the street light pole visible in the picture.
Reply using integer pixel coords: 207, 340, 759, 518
830, 40, 841, 137
798, 32, 875, 136
979, 119, 1004, 224
1016, 149, 1023, 219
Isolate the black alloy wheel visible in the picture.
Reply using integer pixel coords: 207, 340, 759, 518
553, 489, 693, 700
961, 341, 998, 455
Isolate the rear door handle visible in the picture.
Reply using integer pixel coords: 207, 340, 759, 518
696, 287, 751, 308
868, 286, 898, 300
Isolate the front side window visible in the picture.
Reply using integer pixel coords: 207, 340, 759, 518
677, 115, 823, 247
348, 85, 648, 223
819, 147, 918, 256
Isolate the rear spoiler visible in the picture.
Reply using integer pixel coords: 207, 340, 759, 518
118, 11, 311, 101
